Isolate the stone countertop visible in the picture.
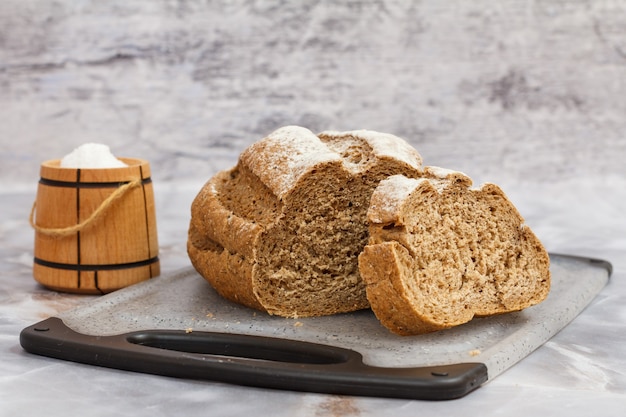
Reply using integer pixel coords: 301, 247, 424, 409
1, 179, 625, 417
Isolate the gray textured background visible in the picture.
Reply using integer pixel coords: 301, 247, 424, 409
1, 0, 625, 189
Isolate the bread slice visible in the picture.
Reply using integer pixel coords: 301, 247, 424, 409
358, 167, 551, 335
187, 126, 423, 317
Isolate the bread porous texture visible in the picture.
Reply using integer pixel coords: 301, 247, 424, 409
358, 167, 551, 335
188, 126, 423, 317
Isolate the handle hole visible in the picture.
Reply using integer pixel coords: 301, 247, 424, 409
127, 332, 351, 365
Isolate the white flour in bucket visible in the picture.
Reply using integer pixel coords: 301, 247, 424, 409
60, 143, 128, 168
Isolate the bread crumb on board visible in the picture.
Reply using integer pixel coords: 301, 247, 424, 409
469, 349, 481, 357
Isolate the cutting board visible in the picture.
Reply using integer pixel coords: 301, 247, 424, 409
20, 253, 611, 400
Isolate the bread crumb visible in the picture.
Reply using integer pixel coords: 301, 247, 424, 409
469, 349, 481, 357
294, 321, 303, 327
185, 328, 193, 333
206, 312, 214, 318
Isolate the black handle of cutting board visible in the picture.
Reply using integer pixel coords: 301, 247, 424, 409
20, 317, 487, 400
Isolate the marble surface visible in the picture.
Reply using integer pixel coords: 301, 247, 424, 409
1, 178, 625, 416
1, 0, 626, 415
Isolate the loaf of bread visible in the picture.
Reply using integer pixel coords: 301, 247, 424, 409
358, 167, 551, 335
188, 126, 551, 333
187, 126, 424, 317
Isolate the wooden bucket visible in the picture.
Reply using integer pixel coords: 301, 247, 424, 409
31, 158, 160, 294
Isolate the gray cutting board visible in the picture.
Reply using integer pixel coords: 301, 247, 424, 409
20, 254, 611, 400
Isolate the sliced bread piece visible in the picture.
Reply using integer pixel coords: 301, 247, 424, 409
187, 126, 423, 317
358, 167, 551, 335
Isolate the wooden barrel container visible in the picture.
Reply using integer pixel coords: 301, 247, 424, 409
32, 158, 160, 294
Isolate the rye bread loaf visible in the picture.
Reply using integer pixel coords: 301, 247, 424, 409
358, 167, 551, 335
187, 126, 424, 317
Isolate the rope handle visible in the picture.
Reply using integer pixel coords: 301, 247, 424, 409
29, 178, 142, 238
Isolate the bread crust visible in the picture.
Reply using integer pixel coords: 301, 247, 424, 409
359, 242, 456, 334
